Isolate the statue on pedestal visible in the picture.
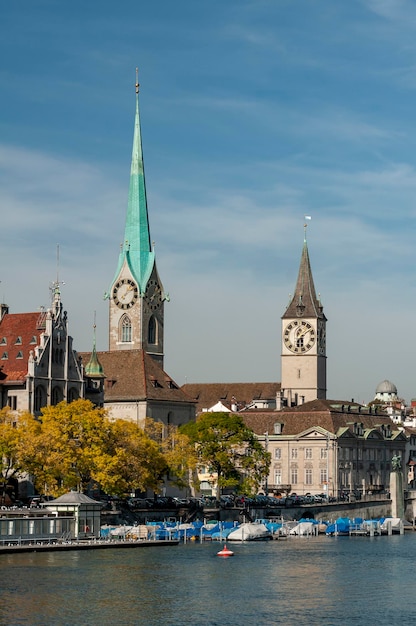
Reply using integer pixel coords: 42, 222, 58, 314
391, 455, 402, 472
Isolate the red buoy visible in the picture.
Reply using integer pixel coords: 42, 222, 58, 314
217, 544, 234, 557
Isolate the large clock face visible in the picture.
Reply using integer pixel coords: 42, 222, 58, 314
145, 279, 163, 311
284, 320, 316, 353
112, 278, 138, 309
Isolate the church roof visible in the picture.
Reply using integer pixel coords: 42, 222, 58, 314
283, 239, 325, 320
0, 311, 45, 382
109, 76, 155, 295
79, 349, 195, 405
181, 382, 281, 414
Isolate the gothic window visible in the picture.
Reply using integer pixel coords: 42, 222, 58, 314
120, 315, 132, 343
0, 337, 6, 345
1, 352, 8, 360
51, 386, 63, 405
16, 351, 23, 359
68, 388, 79, 403
15, 337, 22, 345
34, 386, 46, 412
148, 316, 157, 345
30, 336, 37, 345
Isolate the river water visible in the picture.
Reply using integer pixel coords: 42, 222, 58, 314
0, 533, 415, 625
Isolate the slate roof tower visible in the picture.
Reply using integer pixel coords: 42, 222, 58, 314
280, 223, 327, 406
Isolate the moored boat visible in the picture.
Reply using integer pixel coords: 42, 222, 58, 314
227, 521, 273, 541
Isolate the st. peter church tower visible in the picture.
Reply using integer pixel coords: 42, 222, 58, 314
280, 225, 327, 406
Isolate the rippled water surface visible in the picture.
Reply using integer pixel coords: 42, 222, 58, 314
0, 534, 415, 625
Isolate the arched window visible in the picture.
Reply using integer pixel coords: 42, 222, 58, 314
34, 386, 46, 412
68, 388, 79, 403
51, 386, 63, 405
148, 316, 157, 345
120, 315, 132, 343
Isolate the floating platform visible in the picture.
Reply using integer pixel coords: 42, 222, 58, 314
0, 539, 179, 555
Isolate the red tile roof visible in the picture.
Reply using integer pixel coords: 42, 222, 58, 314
242, 398, 397, 437
79, 349, 196, 405
181, 382, 281, 413
0, 312, 45, 382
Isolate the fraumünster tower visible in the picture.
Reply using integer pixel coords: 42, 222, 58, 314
107, 75, 166, 367
280, 227, 327, 406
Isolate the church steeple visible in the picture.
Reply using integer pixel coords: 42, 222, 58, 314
107, 71, 165, 366
110, 69, 155, 293
280, 223, 327, 406
283, 238, 323, 320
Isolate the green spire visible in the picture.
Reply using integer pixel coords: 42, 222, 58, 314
85, 320, 105, 378
111, 69, 155, 293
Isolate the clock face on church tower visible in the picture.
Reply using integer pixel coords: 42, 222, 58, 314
112, 278, 139, 309
145, 279, 163, 311
284, 320, 316, 353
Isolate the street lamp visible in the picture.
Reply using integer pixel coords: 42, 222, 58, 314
264, 432, 269, 495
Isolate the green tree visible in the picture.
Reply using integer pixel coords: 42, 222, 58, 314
17, 400, 168, 497
101, 419, 167, 496
180, 412, 270, 498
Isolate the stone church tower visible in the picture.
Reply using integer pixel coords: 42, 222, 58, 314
106, 74, 166, 367
280, 226, 327, 406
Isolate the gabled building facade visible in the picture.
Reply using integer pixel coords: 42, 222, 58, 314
0, 286, 84, 416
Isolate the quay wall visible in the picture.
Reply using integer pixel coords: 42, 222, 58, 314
216, 500, 392, 523
102, 499, 394, 526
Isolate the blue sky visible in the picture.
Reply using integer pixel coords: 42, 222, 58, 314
1, 0, 416, 403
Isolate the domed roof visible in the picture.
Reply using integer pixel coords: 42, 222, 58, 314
376, 379, 397, 394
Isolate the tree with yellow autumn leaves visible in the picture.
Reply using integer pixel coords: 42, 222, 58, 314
0, 399, 196, 498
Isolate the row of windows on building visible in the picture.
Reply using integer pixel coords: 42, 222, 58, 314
274, 468, 328, 485
2, 351, 24, 360
274, 447, 328, 460
273, 447, 397, 461
1, 348, 65, 363
0, 336, 37, 346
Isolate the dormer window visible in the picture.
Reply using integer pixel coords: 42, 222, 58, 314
15, 337, 22, 345
16, 351, 23, 359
